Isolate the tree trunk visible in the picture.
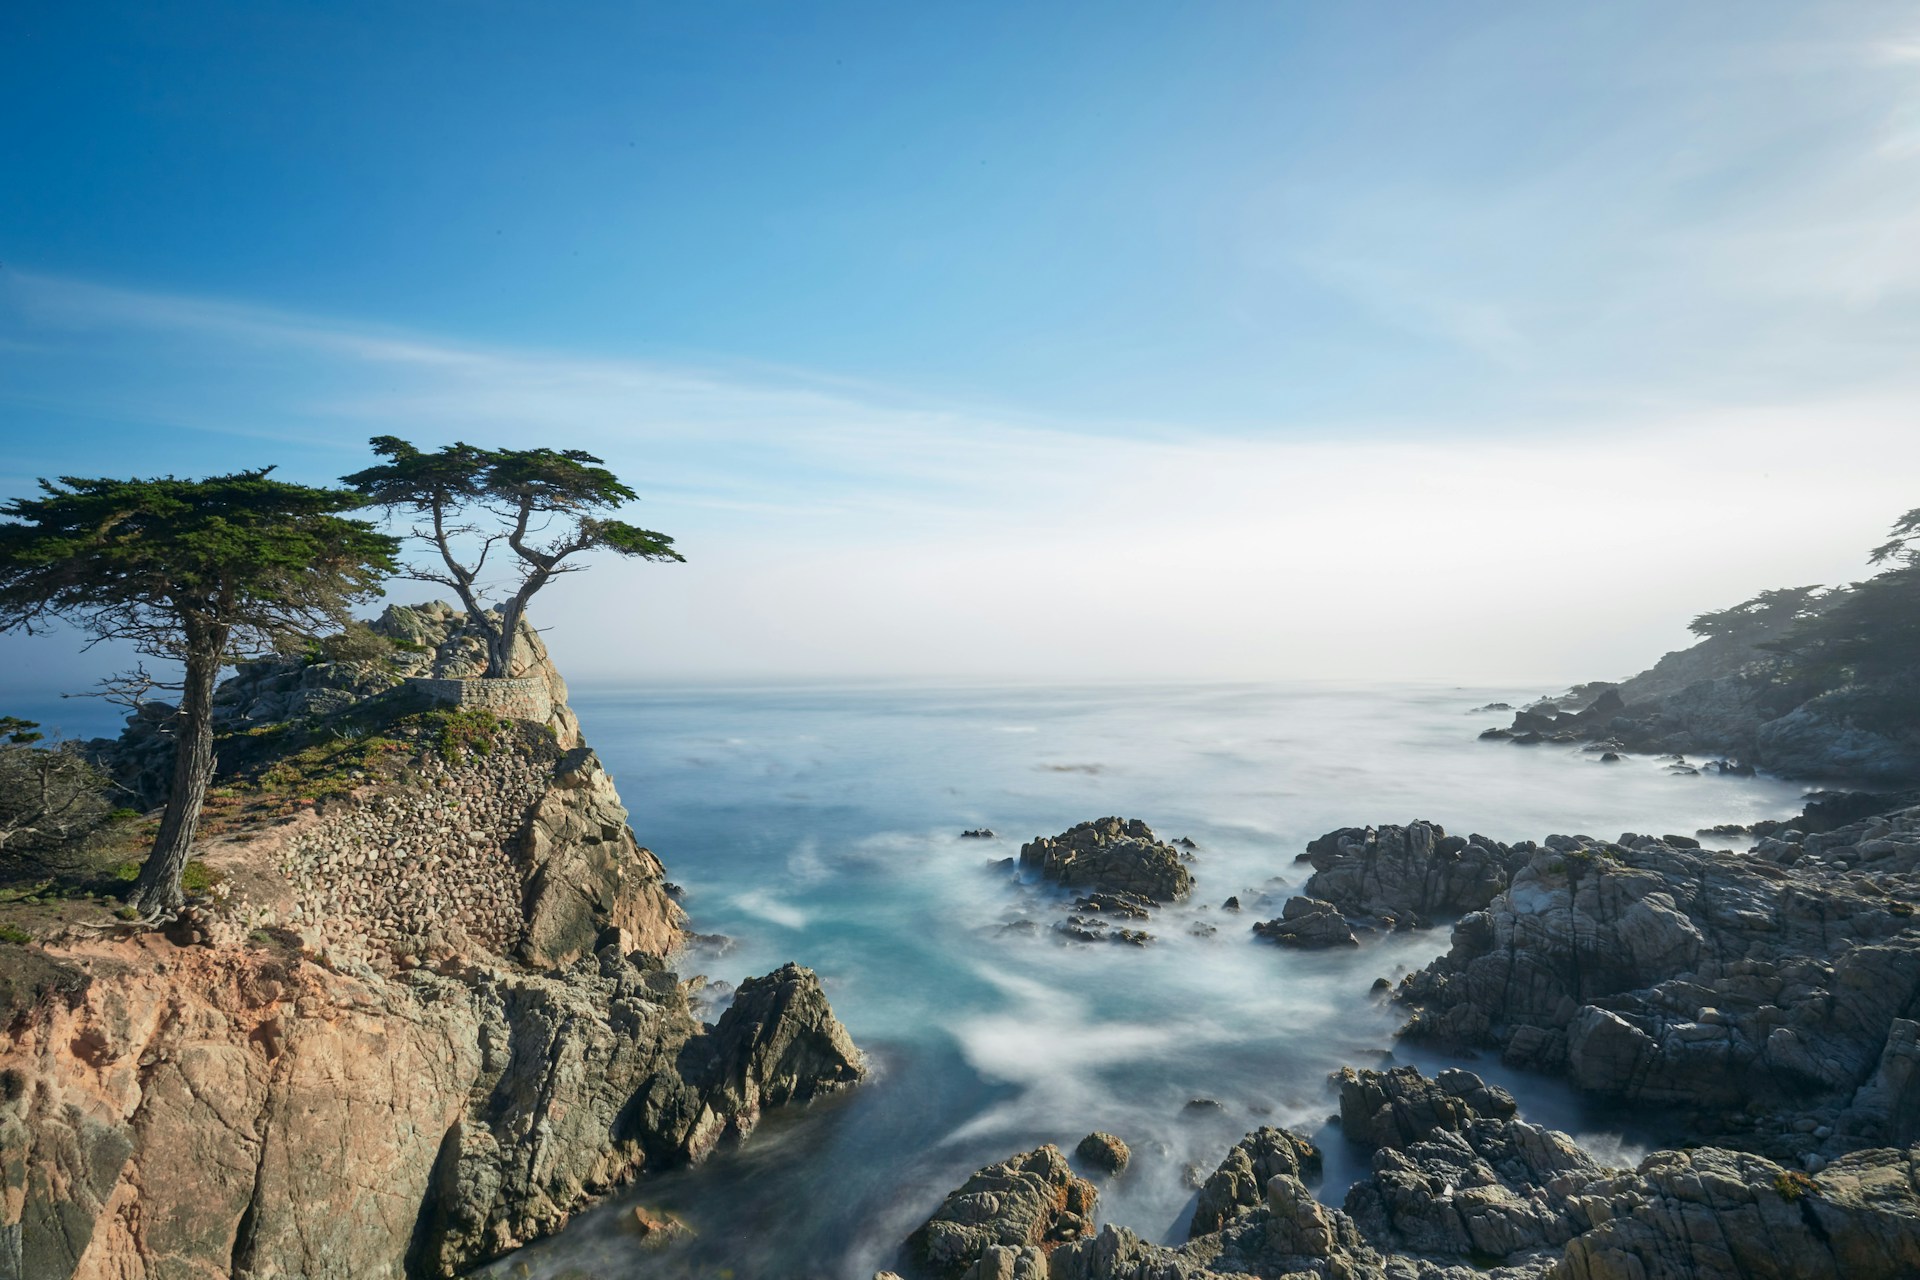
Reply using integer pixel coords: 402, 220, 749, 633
485, 601, 518, 678
130, 633, 223, 915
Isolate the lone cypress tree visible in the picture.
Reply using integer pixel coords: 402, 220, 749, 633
0, 471, 398, 915
343, 437, 683, 678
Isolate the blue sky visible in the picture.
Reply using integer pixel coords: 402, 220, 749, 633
5, 2, 1920, 701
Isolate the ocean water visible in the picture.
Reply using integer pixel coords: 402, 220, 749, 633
478, 680, 1807, 1280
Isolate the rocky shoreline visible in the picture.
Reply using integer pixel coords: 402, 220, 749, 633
1471, 598, 1920, 787
888, 792, 1920, 1280
10, 605, 1920, 1279
897, 1062, 1920, 1280
0, 607, 866, 1280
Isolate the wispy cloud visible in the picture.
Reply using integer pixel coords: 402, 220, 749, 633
3, 268, 1917, 684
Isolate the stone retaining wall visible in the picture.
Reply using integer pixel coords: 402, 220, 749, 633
407, 675, 553, 725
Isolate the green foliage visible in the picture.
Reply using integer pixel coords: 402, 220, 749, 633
0, 924, 30, 945
297, 619, 401, 668
0, 469, 401, 912
1773, 1169, 1817, 1201
1688, 586, 1828, 640
343, 437, 681, 677
0, 716, 43, 745
180, 860, 218, 895
432, 706, 502, 758
1745, 509, 1920, 733
1869, 506, 1920, 565
0, 470, 399, 650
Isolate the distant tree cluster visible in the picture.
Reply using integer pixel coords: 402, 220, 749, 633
0, 717, 112, 863
1689, 508, 1920, 733
0, 439, 679, 918
1687, 585, 1829, 641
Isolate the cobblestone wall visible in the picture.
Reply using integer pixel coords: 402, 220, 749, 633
407, 675, 554, 725
279, 744, 550, 958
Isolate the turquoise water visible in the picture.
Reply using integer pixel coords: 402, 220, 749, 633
480, 680, 1805, 1280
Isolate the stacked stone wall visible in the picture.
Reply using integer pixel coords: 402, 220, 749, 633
407, 675, 553, 725
279, 746, 548, 959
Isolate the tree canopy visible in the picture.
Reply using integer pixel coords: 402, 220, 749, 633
1687, 585, 1828, 640
0, 470, 398, 913
343, 437, 682, 677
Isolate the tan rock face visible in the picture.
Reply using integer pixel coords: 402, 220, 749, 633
0, 941, 863, 1280
517, 747, 683, 966
0, 936, 482, 1280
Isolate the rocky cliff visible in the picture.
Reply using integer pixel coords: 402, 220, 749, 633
0, 605, 865, 1280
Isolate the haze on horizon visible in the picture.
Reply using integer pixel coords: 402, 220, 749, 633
5, 2, 1920, 698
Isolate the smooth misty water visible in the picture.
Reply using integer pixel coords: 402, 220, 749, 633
471, 680, 1806, 1280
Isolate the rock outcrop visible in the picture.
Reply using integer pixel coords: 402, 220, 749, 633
1477, 619, 1920, 785
1019, 818, 1194, 903
0, 937, 861, 1280
1187, 1125, 1320, 1236
1017, 818, 1193, 945
901, 1066, 1920, 1280
101, 602, 586, 808
1397, 810, 1920, 1160
905, 1145, 1098, 1279
1297, 820, 1524, 927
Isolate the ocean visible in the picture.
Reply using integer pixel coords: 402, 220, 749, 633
478, 679, 1806, 1279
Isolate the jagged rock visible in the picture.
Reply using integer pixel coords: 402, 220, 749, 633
1561, 1145, 1920, 1280
1337, 1068, 1599, 1263
914, 1066, 1920, 1280
0, 935, 863, 1280
1075, 1131, 1131, 1175
1189, 1126, 1321, 1236
693, 962, 865, 1145
1397, 813, 1920, 1157
1019, 818, 1193, 903
1487, 618, 1920, 785
1251, 896, 1359, 948
517, 746, 683, 965
905, 1146, 1098, 1279
1335, 1064, 1519, 1148
1300, 820, 1523, 925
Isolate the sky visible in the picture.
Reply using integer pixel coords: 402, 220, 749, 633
5, 1, 1920, 700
